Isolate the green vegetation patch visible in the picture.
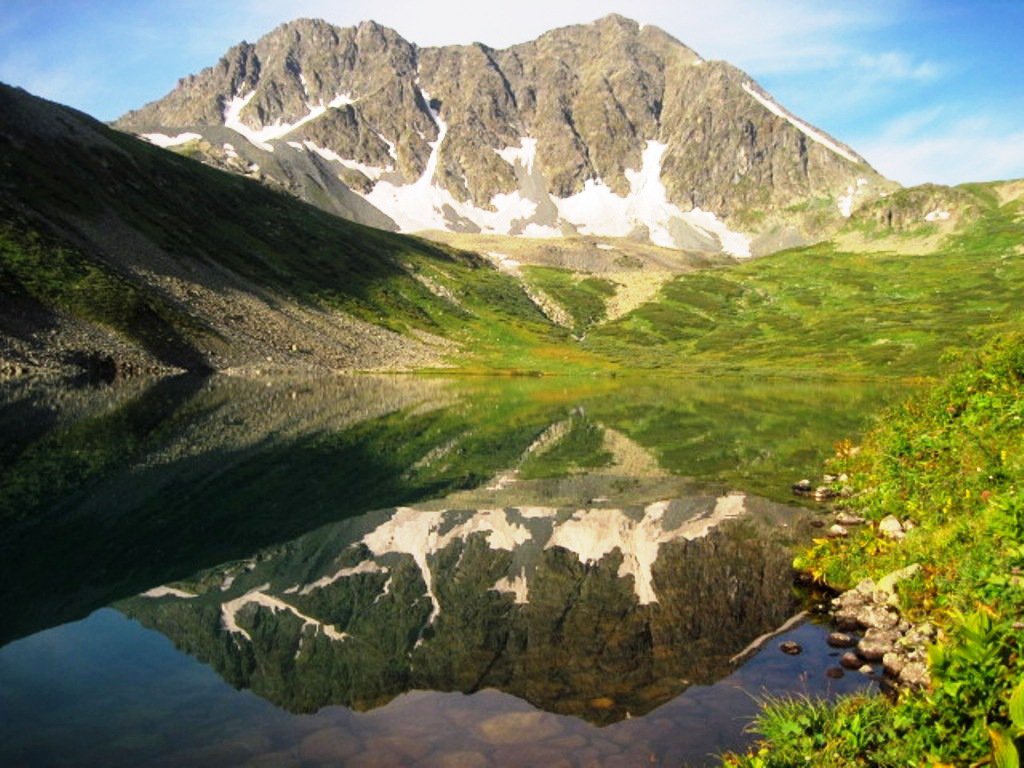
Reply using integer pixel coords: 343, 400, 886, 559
725, 333, 1024, 766
521, 266, 616, 334
589, 193, 1024, 375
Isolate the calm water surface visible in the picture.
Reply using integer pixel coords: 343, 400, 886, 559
0, 373, 907, 767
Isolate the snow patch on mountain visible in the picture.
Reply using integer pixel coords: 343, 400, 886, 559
223, 90, 357, 152
142, 132, 202, 148
742, 82, 861, 165
925, 209, 951, 222
555, 141, 751, 256
837, 177, 871, 217
497, 137, 538, 174
304, 141, 389, 180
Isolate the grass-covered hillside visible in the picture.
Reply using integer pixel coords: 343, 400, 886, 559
2, 81, 1022, 380
724, 334, 1024, 766
585, 182, 1024, 376
0, 83, 590, 376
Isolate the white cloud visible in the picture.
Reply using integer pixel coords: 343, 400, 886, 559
854, 52, 943, 82
855, 110, 1024, 186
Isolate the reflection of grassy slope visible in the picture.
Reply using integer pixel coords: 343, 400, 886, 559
0, 373, 909, 644
587, 187, 1024, 375
0, 376, 577, 643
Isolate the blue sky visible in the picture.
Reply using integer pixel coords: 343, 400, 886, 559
1, 0, 1022, 186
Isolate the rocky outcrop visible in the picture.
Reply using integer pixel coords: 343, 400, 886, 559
829, 566, 934, 691
116, 15, 891, 255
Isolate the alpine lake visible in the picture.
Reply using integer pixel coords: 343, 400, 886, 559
0, 372, 910, 767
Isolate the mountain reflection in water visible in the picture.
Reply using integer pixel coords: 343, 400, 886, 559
121, 479, 807, 724
0, 372, 903, 766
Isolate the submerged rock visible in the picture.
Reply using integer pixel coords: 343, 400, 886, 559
826, 631, 856, 648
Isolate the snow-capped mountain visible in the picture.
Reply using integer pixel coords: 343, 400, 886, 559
116, 15, 890, 256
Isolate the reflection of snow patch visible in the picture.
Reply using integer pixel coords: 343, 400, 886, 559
545, 495, 748, 604
141, 585, 196, 598
221, 584, 348, 642
742, 82, 861, 164
362, 507, 532, 623
492, 567, 530, 604
298, 560, 387, 595
141, 132, 201, 148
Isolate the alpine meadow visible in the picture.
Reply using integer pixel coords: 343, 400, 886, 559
1, 6, 1022, 767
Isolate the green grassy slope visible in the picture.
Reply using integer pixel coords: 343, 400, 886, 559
724, 334, 1024, 766
585, 183, 1024, 376
0, 83, 585, 374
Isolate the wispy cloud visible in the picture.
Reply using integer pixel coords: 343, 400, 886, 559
856, 108, 1024, 185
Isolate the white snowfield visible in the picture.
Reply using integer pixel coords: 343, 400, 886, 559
222, 89, 355, 152
837, 178, 871, 218
925, 209, 951, 222
211, 83, 897, 254
215, 88, 752, 253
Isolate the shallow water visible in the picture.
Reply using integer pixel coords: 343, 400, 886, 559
0, 373, 906, 766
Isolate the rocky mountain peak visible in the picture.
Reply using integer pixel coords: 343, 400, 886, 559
116, 15, 891, 256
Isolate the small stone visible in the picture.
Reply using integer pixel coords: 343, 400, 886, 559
838, 473, 850, 483
882, 652, 905, 677
792, 479, 813, 494
779, 641, 803, 655
859, 664, 874, 675
814, 486, 837, 501
840, 651, 862, 669
835, 512, 866, 526
827, 632, 857, 648
823, 474, 837, 483
857, 604, 901, 631
878, 515, 905, 540
825, 667, 845, 679
827, 524, 849, 538
898, 661, 930, 689
835, 615, 861, 632
858, 628, 900, 661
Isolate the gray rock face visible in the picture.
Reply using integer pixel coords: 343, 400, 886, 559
116, 15, 890, 254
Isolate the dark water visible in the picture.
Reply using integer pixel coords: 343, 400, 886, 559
0, 373, 906, 767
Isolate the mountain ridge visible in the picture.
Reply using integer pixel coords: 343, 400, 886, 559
116, 15, 892, 257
